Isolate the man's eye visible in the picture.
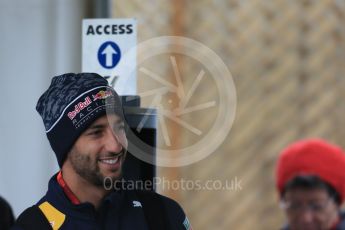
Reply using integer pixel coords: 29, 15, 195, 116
288, 203, 301, 210
310, 203, 324, 211
88, 130, 102, 136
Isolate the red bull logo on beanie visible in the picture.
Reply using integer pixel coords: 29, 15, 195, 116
67, 96, 92, 120
92, 90, 113, 101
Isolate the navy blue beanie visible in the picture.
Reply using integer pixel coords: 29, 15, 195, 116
36, 73, 124, 167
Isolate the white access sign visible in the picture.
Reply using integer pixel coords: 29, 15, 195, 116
82, 18, 137, 95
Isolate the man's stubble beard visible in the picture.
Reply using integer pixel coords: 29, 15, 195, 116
68, 148, 125, 188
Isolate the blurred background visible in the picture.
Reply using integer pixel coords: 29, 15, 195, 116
2, 0, 345, 229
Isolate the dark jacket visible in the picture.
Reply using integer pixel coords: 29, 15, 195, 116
281, 212, 345, 230
11, 175, 191, 230
338, 213, 345, 230
0, 196, 14, 230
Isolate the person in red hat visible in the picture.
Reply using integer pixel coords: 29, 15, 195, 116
275, 138, 345, 230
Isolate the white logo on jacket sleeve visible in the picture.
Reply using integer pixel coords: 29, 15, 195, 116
183, 216, 192, 230
132, 200, 142, 208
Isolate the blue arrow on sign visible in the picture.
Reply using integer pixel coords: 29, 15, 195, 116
98, 41, 121, 69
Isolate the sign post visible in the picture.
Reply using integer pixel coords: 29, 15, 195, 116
82, 18, 137, 95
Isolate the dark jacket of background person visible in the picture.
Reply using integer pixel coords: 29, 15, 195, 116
0, 196, 14, 230
281, 212, 345, 230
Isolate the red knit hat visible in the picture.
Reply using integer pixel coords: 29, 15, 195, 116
275, 138, 345, 203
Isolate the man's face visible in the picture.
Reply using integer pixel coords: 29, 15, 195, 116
282, 188, 339, 230
67, 114, 127, 187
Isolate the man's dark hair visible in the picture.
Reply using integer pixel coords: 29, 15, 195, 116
283, 175, 341, 205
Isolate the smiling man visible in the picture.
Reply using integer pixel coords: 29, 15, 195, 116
12, 73, 191, 230
276, 139, 345, 230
